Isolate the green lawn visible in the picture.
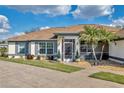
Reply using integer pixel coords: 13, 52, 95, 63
0, 57, 83, 73
89, 72, 124, 84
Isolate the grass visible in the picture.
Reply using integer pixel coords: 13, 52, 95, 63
0, 57, 83, 73
89, 72, 124, 84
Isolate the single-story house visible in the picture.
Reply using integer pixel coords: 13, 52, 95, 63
7, 24, 124, 63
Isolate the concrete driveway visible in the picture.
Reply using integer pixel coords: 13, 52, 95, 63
0, 60, 124, 88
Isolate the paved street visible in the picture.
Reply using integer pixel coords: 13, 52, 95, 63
0, 60, 124, 88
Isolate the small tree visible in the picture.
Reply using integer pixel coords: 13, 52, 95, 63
80, 26, 100, 62
80, 26, 119, 64
0, 47, 7, 57
98, 28, 118, 61
57, 50, 60, 58
75, 50, 79, 59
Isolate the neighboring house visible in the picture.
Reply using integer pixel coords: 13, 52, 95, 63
0, 44, 8, 48
109, 30, 124, 63
7, 24, 124, 63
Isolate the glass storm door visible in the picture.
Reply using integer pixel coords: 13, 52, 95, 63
64, 42, 73, 62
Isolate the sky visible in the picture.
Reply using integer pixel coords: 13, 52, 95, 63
0, 5, 124, 40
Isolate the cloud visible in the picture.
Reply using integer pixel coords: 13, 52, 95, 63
40, 26, 50, 30
14, 32, 25, 36
72, 5, 114, 19
100, 17, 124, 28
111, 17, 124, 28
8, 5, 71, 16
0, 26, 50, 40
100, 24, 116, 27
0, 15, 10, 33
0, 32, 25, 40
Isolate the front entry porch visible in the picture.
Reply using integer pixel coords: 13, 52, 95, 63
58, 40, 109, 62
56, 33, 109, 63
57, 34, 80, 62
63, 39, 74, 62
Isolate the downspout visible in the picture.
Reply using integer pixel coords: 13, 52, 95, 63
62, 37, 64, 61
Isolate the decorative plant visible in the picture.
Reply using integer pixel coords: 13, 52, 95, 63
80, 26, 119, 64
0, 47, 8, 57
80, 26, 99, 62
75, 50, 80, 59
97, 28, 118, 61
27, 54, 34, 60
57, 50, 60, 58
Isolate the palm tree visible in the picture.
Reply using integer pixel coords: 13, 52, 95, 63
98, 28, 118, 61
80, 26, 100, 62
80, 26, 119, 64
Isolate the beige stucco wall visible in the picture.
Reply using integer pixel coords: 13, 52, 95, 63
57, 36, 63, 61
109, 40, 124, 63
30, 42, 35, 55
74, 36, 80, 57
8, 42, 16, 55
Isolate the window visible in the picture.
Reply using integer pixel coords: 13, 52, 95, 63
87, 44, 92, 52
80, 42, 92, 53
38, 42, 54, 55
39, 42, 46, 54
80, 44, 87, 53
18, 43, 25, 54
47, 42, 54, 54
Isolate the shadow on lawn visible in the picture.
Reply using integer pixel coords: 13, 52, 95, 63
87, 60, 124, 68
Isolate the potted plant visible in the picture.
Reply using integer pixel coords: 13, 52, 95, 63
75, 50, 80, 62
27, 54, 34, 60
57, 50, 61, 61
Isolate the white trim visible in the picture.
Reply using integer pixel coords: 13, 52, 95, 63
109, 58, 124, 64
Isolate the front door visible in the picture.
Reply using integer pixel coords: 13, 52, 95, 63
63, 42, 73, 62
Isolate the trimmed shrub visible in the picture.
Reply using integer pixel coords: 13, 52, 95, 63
27, 55, 34, 59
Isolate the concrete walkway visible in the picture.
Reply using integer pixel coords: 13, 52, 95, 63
0, 60, 124, 88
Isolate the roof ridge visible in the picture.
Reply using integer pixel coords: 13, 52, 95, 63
8, 24, 122, 41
